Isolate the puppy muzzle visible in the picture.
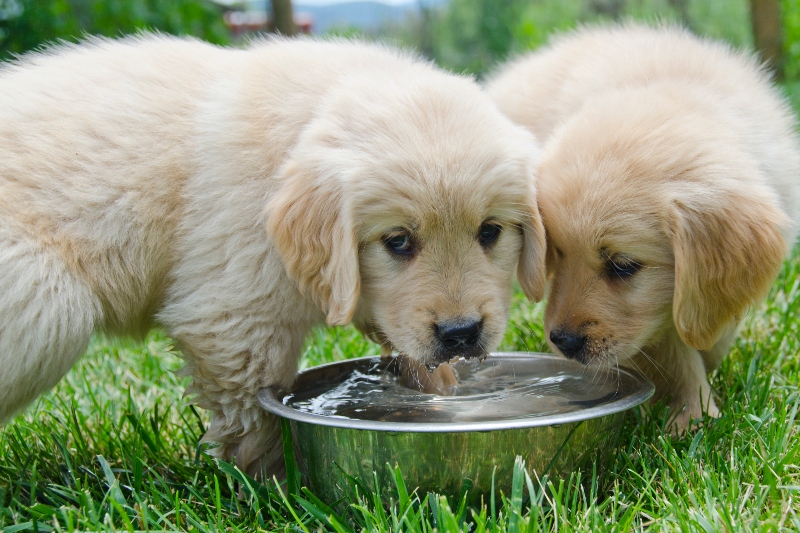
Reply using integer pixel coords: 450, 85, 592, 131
430, 317, 486, 367
549, 328, 590, 364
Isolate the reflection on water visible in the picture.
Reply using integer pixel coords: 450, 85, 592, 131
283, 357, 640, 423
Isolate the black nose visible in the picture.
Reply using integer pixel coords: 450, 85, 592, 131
435, 318, 483, 356
549, 329, 587, 361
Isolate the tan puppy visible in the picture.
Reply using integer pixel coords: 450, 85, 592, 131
0, 35, 547, 477
486, 24, 800, 429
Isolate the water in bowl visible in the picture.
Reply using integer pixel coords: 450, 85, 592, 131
283, 356, 640, 424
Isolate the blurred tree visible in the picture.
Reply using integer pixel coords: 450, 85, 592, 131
666, 0, 692, 29
416, 0, 435, 59
749, 0, 785, 78
588, 0, 626, 20
0, 0, 229, 60
268, 0, 295, 35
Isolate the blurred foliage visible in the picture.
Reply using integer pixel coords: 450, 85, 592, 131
2, 0, 800, 99
384, 0, 763, 78
3, 0, 796, 84
0, 0, 229, 60
427, 0, 526, 76
784, 0, 800, 78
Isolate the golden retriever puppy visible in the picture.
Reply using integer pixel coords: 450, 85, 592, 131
0, 35, 547, 476
486, 24, 800, 430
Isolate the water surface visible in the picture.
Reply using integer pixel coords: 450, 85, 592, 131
283, 356, 640, 424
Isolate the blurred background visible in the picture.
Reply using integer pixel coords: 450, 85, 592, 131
0, 0, 798, 93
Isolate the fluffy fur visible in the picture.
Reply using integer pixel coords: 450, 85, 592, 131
486, 24, 800, 429
0, 35, 547, 476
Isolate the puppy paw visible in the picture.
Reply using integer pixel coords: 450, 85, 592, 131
203, 410, 285, 481
397, 354, 458, 395
665, 396, 720, 435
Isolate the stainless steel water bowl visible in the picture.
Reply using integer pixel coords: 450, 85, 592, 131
258, 352, 654, 503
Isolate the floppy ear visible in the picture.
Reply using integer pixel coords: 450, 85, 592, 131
266, 160, 360, 325
517, 185, 548, 302
669, 191, 789, 350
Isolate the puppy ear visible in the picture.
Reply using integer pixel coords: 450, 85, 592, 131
517, 186, 548, 302
670, 191, 788, 350
266, 161, 360, 325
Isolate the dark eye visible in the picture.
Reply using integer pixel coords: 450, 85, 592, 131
383, 232, 414, 256
478, 222, 502, 248
606, 256, 641, 280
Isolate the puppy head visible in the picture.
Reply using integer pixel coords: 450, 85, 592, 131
539, 90, 789, 366
267, 67, 545, 367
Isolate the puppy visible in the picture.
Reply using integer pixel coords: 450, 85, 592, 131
486, 24, 800, 430
0, 35, 547, 477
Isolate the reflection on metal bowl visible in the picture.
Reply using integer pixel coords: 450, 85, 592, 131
258, 352, 654, 504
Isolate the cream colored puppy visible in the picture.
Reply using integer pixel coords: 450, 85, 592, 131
0, 35, 547, 477
486, 24, 800, 430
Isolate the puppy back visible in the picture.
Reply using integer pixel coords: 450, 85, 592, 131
486, 23, 800, 245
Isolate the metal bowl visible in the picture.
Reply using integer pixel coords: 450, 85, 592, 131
258, 352, 654, 504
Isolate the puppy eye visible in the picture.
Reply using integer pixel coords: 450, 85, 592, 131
383, 232, 414, 256
606, 256, 641, 280
478, 222, 502, 248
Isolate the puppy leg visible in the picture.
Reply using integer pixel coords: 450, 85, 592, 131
0, 231, 101, 422
664, 350, 719, 431
699, 322, 739, 373
202, 410, 285, 480
163, 294, 314, 480
629, 333, 719, 432
184, 340, 307, 479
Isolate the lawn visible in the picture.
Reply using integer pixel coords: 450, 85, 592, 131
2, 0, 800, 527
0, 241, 798, 531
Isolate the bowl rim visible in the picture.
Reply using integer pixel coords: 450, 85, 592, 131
257, 352, 655, 432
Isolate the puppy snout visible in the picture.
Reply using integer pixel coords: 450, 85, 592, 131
434, 318, 483, 359
549, 329, 587, 362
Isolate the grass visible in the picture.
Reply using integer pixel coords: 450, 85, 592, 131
1, 244, 798, 531
2, 2, 800, 526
